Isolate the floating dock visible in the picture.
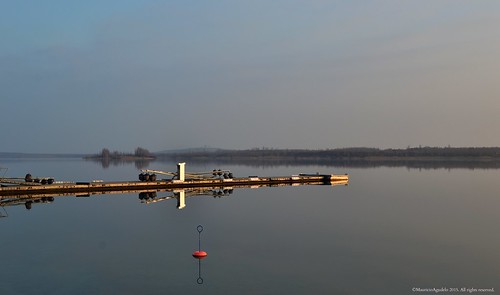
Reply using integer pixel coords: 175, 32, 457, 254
0, 174, 348, 197
1, 162, 348, 197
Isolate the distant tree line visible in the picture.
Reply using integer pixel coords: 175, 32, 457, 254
85, 146, 500, 163
156, 146, 500, 160
80, 146, 500, 170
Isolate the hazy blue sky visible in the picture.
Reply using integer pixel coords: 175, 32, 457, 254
1, 1, 500, 153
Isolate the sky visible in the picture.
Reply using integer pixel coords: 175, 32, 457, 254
1, 0, 500, 153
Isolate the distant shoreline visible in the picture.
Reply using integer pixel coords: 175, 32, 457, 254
83, 155, 156, 161
155, 147, 500, 161
0, 153, 85, 159
150, 147, 500, 169
2, 147, 500, 161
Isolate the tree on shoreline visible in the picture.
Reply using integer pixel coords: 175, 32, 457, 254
134, 147, 151, 158
101, 148, 110, 159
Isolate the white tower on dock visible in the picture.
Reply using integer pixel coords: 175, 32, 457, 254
177, 162, 186, 182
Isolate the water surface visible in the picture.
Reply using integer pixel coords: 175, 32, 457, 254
1, 159, 499, 294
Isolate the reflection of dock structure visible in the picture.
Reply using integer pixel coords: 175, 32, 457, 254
0, 180, 348, 215
0, 162, 348, 197
1, 162, 349, 217
1, 178, 349, 218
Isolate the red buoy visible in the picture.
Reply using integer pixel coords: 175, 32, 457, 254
193, 225, 207, 259
192, 251, 208, 259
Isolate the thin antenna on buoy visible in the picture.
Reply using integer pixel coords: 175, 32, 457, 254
192, 225, 207, 259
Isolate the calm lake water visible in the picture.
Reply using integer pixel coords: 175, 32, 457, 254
1, 158, 499, 294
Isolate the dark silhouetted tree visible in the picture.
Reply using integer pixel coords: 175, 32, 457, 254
135, 147, 151, 157
101, 148, 110, 159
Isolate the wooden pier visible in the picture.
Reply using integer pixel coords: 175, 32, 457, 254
0, 174, 348, 197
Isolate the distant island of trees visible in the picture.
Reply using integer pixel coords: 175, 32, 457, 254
83, 147, 156, 169
84, 147, 155, 160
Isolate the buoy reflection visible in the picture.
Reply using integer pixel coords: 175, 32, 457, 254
197, 258, 204, 284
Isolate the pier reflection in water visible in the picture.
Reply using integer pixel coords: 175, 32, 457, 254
139, 188, 233, 210
0, 188, 217, 214
0, 181, 347, 216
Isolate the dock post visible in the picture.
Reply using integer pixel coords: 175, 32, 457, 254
177, 162, 186, 182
